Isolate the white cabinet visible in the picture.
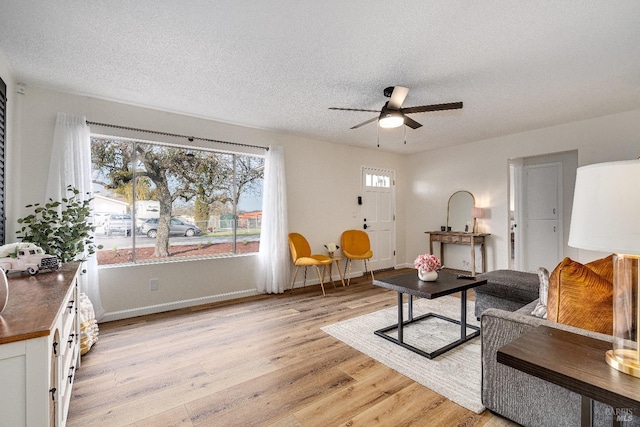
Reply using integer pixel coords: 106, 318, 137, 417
523, 162, 563, 271
0, 263, 80, 427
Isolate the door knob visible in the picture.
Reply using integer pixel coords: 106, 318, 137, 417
363, 224, 368, 229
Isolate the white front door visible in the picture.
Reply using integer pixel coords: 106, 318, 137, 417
361, 167, 395, 271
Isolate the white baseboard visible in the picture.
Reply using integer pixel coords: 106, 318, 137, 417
101, 289, 260, 322
104, 264, 413, 321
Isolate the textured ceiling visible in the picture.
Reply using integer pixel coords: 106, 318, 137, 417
1, 1, 639, 154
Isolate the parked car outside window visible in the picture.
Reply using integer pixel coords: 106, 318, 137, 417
140, 217, 202, 238
103, 214, 133, 236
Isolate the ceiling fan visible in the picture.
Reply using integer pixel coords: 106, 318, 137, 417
329, 86, 463, 130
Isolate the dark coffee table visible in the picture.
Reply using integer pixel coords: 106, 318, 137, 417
372, 270, 487, 359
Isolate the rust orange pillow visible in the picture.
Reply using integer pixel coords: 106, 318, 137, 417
585, 254, 614, 284
547, 257, 613, 335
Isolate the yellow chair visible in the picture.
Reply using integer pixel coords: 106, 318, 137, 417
341, 229, 374, 285
288, 233, 334, 296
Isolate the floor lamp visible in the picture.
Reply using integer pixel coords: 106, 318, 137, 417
568, 159, 640, 377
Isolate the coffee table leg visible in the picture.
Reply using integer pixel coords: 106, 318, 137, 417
408, 294, 413, 321
461, 290, 467, 340
397, 292, 404, 343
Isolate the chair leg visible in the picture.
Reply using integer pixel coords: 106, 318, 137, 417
314, 265, 326, 296
322, 265, 336, 290
290, 265, 300, 291
328, 265, 336, 290
365, 259, 374, 282
345, 258, 353, 286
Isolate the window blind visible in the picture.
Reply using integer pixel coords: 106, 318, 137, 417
0, 78, 6, 244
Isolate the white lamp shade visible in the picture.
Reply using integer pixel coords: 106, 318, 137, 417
568, 159, 640, 255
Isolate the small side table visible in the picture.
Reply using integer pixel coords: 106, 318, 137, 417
328, 256, 345, 287
497, 325, 640, 427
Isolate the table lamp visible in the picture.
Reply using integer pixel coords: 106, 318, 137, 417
471, 207, 484, 234
568, 159, 640, 377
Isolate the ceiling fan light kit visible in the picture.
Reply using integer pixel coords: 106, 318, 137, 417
329, 86, 463, 132
379, 110, 404, 128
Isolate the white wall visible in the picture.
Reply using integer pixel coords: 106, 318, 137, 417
3, 56, 638, 319
403, 110, 640, 272
8, 85, 405, 320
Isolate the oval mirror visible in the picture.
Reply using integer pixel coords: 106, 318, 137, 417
447, 190, 475, 232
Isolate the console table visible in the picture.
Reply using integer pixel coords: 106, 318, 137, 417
426, 231, 489, 276
498, 325, 640, 427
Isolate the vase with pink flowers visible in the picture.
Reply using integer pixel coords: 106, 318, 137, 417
414, 253, 441, 281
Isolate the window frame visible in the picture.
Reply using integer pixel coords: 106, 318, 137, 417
91, 134, 264, 266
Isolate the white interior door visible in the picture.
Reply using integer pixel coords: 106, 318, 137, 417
523, 162, 563, 271
361, 167, 395, 271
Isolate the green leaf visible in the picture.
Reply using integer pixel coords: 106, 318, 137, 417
16, 186, 100, 262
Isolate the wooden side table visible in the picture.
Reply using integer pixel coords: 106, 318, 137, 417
497, 325, 640, 426
426, 231, 489, 276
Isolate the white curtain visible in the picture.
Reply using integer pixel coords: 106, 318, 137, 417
46, 113, 105, 320
257, 145, 290, 293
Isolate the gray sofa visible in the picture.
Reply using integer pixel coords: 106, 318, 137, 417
474, 269, 539, 319
481, 300, 639, 427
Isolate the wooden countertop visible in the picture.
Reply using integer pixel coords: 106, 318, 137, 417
0, 262, 80, 344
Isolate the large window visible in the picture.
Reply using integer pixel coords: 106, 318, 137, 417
91, 136, 264, 266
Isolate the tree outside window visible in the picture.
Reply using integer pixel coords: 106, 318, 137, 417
91, 137, 264, 265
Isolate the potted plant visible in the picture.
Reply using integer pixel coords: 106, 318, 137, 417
414, 253, 441, 281
324, 242, 340, 258
16, 185, 102, 266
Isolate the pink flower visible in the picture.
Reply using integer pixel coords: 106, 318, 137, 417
414, 254, 441, 272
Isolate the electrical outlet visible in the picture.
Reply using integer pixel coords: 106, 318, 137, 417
150, 278, 159, 291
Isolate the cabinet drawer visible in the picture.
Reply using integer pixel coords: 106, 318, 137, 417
440, 235, 458, 243
61, 293, 76, 339
59, 338, 77, 401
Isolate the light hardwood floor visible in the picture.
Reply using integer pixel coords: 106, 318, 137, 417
68, 269, 515, 426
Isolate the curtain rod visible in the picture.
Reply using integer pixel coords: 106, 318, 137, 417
86, 120, 269, 151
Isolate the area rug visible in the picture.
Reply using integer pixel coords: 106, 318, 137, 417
321, 296, 484, 413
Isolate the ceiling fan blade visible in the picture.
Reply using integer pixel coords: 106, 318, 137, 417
401, 101, 463, 114
350, 116, 378, 129
403, 116, 422, 129
387, 86, 409, 109
329, 107, 380, 113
